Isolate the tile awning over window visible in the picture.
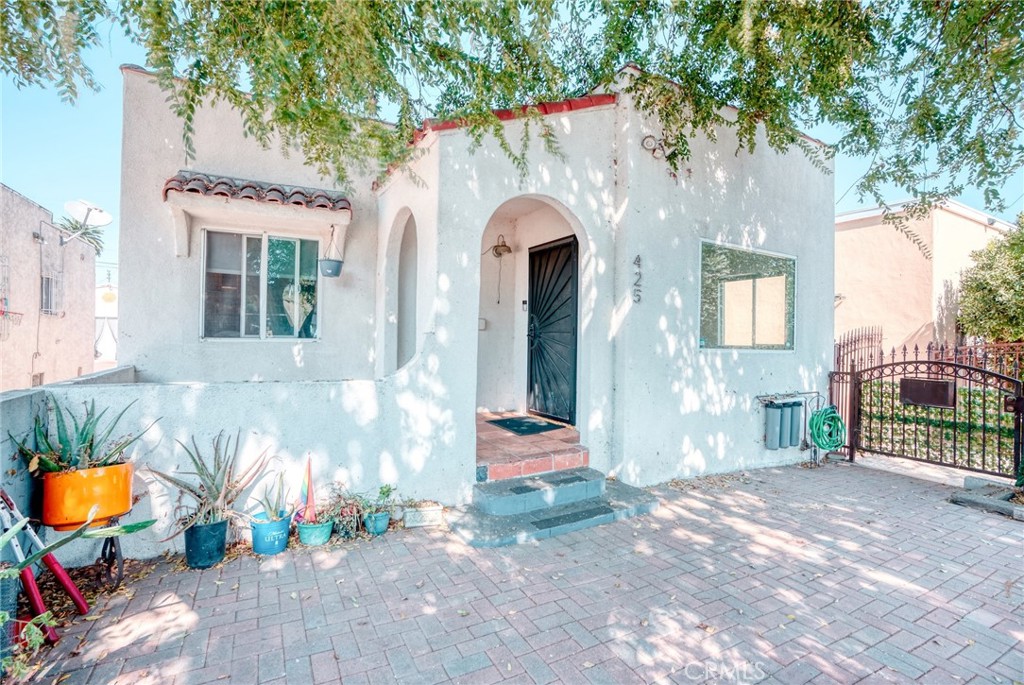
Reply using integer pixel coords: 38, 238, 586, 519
162, 171, 352, 213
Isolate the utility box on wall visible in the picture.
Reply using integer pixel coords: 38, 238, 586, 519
765, 400, 804, 450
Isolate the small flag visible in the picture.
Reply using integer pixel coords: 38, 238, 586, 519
297, 455, 316, 523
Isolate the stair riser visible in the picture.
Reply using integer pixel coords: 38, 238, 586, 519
476, 476, 605, 516
463, 499, 660, 548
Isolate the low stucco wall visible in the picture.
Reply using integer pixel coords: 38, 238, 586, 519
51, 366, 138, 386
0, 389, 43, 565
8, 335, 474, 567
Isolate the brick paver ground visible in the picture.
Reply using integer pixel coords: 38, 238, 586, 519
36, 460, 1023, 684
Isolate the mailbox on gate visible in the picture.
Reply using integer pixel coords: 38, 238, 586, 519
899, 378, 956, 409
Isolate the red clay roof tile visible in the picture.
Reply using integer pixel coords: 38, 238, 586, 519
162, 172, 352, 214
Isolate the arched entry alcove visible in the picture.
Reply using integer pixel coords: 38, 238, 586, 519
475, 195, 587, 423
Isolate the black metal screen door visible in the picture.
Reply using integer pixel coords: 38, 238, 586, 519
527, 236, 578, 424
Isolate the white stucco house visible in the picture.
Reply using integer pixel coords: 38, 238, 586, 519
13, 65, 834, 555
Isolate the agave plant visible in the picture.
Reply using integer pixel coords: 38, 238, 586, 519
148, 431, 270, 538
12, 394, 156, 473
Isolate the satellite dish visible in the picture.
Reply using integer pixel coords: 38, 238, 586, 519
64, 199, 112, 228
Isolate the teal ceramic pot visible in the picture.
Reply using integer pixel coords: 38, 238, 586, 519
363, 511, 390, 536
184, 519, 228, 569
297, 520, 333, 546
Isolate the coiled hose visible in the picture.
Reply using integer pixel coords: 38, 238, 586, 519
809, 405, 846, 451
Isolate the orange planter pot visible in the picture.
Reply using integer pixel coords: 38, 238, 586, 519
41, 463, 134, 531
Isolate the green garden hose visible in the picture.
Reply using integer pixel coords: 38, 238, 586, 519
809, 405, 846, 451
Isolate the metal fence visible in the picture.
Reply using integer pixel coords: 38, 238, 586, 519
830, 334, 1024, 478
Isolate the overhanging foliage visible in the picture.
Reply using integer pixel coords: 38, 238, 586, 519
2, 1, 1021, 206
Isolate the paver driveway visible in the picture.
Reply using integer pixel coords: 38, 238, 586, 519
37, 461, 1023, 684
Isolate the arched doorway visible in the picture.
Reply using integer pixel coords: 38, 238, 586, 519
475, 196, 582, 422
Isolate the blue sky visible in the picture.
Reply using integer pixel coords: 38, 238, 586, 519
2, 30, 1022, 289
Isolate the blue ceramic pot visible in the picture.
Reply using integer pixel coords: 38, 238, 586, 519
251, 511, 290, 555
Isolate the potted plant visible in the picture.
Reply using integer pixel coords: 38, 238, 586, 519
293, 457, 333, 546
402, 499, 445, 528
361, 484, 396, 536
148, 432, 269, 569
295, 503, 334, 546
12, 395, 157, 531
318, 225, 344, 277
250, 472, 291, 556
324, 481, 361, 539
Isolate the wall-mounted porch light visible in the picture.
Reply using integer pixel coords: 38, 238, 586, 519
490, 234, 512, 258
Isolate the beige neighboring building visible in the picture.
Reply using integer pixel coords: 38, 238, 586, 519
0, 184, 96, 391
834, 200, 1012, 352
94, 281, 118, 371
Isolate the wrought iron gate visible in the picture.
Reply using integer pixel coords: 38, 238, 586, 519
849, 358, 1022, 478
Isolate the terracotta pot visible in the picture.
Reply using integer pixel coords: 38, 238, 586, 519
41, 463, 134, 531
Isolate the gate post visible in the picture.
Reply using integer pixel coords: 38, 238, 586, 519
848, 358, 858, 462
1014, 393, 1023, 484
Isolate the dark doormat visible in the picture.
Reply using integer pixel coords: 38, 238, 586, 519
487, 416, 563, 436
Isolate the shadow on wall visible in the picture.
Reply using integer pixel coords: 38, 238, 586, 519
894, 278, 961, 351
6, 346, 463, 564
454, 124, 831, 485
631, 145, 830, 483
934, 278, 961, 347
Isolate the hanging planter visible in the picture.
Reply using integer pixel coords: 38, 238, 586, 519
319, 224, 344, 278
319, 259, 343, 277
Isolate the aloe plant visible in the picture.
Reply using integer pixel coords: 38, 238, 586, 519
148, 431, 270, 538
254, 471, 291, 522
12, 394, 156, 473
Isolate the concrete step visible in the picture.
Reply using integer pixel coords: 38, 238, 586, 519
474, 467, 606, 516
448, 479, 659, 548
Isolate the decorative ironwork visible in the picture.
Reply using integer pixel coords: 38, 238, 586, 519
849, 356, 1022, 478
527, 236, 578, 425
0, 261, 23, 342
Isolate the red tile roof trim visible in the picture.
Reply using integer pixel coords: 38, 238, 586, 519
162, 171, 352, 213
421, 94, 617, 136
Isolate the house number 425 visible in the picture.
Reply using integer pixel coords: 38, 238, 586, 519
632, 255, 642, 303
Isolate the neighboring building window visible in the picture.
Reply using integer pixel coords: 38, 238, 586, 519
40, 274, 61, 315
700, 243, 795, 349
203, 231, 319, 339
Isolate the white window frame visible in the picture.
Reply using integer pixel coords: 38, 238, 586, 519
40, 273, 62, 315
200, 228, 321, 341
699, 240, 797, 351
